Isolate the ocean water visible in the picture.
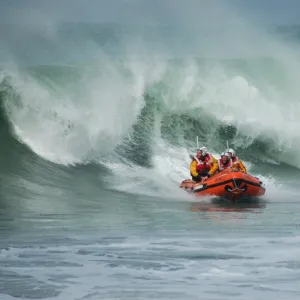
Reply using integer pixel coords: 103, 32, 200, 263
1, 2, 300, 299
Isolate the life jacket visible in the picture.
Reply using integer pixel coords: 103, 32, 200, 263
205, 153, 214, 167
194, 155, 210, 173
232, 156, 239, 168
232, 156, 239, 163
218, 158, 232, 171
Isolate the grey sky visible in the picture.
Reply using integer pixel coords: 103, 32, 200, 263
1, 0, 300, 65
1, 0, 300, 26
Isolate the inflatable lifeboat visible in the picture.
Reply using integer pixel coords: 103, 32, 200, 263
180, 168, 265, 201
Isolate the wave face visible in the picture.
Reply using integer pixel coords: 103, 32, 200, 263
2, 17, 300, 197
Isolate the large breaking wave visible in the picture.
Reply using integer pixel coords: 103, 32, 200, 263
1, 55, 300, 168
1, 2, 300, 199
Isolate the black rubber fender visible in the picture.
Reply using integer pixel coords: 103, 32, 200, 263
224, 185, 232, 192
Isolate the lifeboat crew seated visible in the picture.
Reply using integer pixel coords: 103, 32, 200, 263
227, 148, 247, 173
190, 146, 218, 182
218, 152, 233, 171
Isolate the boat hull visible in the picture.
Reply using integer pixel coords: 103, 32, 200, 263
180, 168, 265, 201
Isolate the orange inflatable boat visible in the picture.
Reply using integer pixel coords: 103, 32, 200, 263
180, 168, 265, 201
